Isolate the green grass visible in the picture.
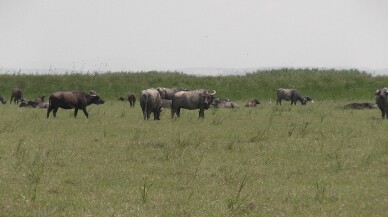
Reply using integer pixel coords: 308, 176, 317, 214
0, 99, 387, 216
1, 68, 387, 101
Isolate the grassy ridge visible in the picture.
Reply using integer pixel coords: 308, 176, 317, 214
1, 68, 387, 102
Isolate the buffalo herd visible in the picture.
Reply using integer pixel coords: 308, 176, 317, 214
3, 86, 388, 120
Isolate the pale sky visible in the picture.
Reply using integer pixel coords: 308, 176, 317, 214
1, 0, 388, 74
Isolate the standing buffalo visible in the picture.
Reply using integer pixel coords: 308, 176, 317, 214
245, 99, 260, 107
10, 88, 23, 104
157, 87, 188, 100
0, 96, 6, 104
171, 89, 216, 118
276, 88, 310, 105
375, 88, 388, 119
47, 90, 105, 118
128, 93, 136, 107
161, 99, 172, 109
140, 88, 162, 120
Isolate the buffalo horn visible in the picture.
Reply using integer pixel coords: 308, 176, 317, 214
89, 90, 97, 96
209, 90, 216, 95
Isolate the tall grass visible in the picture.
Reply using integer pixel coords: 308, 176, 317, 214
0, 68, 385, 101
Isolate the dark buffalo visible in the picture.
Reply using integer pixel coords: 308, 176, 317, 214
276, 88, 309, 105
47, 90, 105, 118
245, 99, 260, 107
118, 97, 126, 101
212, 98, 239, 108
19, 98, 37, 108
171, 89, 216, 118
10, 88, 23, 104
157, 87, 188, 100
0, 96, 6, 104
375, 88, 388, 119
140, 88, 162, 120
344, 102, 377, 110
128, 93, 136, 107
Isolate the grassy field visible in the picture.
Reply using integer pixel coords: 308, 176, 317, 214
0, 98, 387, 216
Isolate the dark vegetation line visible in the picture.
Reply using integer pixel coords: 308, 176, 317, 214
0, 68, 386, 101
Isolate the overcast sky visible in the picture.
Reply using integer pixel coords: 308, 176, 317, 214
1, 0, 387, 74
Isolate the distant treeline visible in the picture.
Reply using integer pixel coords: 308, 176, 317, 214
1, 68, 387, 101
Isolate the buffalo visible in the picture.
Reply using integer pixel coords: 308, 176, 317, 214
157, 87, 188, 100
128, 93, 136, 107
10, 88, 23, 104
375, 88, 388, 119
0, 96, 6, 104
35, 96, 49, 108
161, 99, 172, 109
245, 99, 260, 107
19, 98, 37, 108
47, 90, 105, 118
140, 88, 162, 120
276, 88, 311, 105
171, 89, 216, 118
344, 102, 377, 110
211, 98, 240, 108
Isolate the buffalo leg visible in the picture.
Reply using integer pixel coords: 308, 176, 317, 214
176, 108, 181, 117
81, 108, 89, 118
47, 107, 52, 118
53, 108, 58, 117
199, 108, 204, 118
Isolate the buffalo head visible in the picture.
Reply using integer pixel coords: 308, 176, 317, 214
89, 90, 105, 105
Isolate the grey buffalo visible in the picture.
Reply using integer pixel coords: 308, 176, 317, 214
375, 88, 388, 119
47, 90, 105, 118
276, 88, 311, 105
0, 96, 6, 104
35, 96, 49, 108
171, 89, 216, 118
161, 99, 172, 109
157, 87, 188, 100
245, 99, 260, 107
212, 98, 239, 108
140, 88, 162, 120
10, 88, 23, 104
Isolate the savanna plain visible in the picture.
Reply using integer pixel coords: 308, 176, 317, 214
0, 69, 387, 216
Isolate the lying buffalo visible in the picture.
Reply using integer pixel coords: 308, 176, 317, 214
344, 102, 377, 110
171, 89, 216, 118
375, 88, 388, 119
140, 88, 162, 120
19, 98, 36, 108
211, 98, 239, 108
0, 96, 6, 104
245, 99, 260, 107
10, 88, 23, 104
35, 96, 49, 108
157, 87, 189, 100
47, 90, 105, 118
276, 88, 311, 105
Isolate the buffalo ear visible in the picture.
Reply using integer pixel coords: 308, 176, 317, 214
376, 89, 381, 95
